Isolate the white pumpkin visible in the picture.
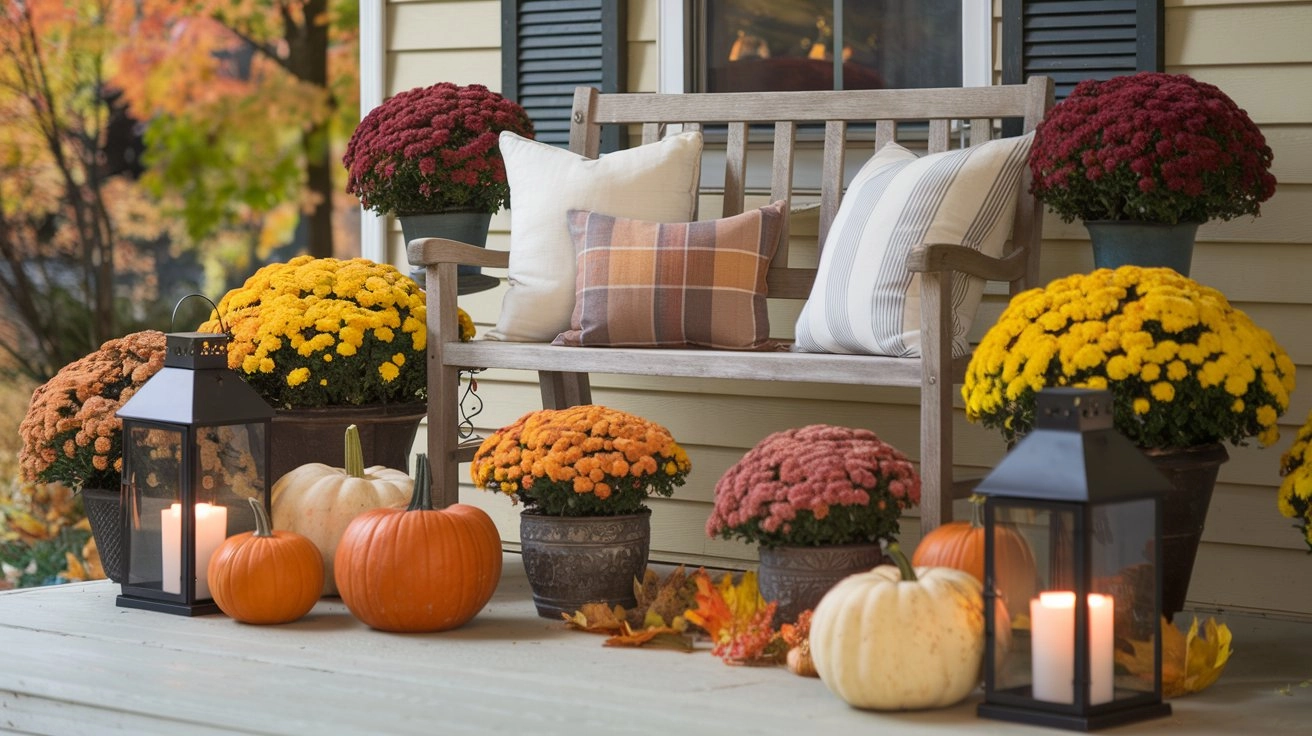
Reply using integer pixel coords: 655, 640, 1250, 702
810, 543, 985, 711
271, 424, 412, 596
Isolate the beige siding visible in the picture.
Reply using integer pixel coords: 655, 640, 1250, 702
390, 0, 1312, 617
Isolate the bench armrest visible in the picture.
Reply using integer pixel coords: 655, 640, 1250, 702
904, 243, 1028, 283
406, 237, 510, 270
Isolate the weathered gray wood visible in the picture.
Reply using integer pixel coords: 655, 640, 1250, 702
445, 343, 926, 387
928, 118, 950, 154
819, 121, 846, 249
5, 569, 1307, 734
770, 121, 796, 266
408, 79, 1054, 533
591, 84, 1054, 124
570, 86, 600, 158
722, 122, 748, 218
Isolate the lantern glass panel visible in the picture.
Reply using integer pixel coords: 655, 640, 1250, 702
195, 422, 267, 532
125, 424, 185, 593
1091, 498, 1158, 698
989, 501, 1069, 694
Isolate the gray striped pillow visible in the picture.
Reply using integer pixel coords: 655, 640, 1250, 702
794, 133, 1034, 357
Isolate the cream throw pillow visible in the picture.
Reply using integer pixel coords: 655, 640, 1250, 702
488, 131, 704, 342
794, 133, 1034, 357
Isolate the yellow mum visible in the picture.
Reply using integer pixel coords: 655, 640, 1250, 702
962, 266, 1294, 449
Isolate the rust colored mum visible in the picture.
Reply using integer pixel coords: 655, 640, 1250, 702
343, 82, 535, 216
707, 425, 920, 549
18, 331, 167, 491
470, 404, 691, 516
1030, 72, 1276, 224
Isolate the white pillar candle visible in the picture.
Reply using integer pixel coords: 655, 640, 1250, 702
161, 503, 229, 599
1030, 591, 1115, 705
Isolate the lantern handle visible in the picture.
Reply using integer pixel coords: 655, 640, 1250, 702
171, 293, 226, 334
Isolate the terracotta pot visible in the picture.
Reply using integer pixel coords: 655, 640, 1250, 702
757, 542, 886, 626
270, 403, 426, 483
519, 509, 651, 619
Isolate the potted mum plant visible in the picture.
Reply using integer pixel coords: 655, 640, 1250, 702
470, 404, 691, 618
17, 330, 168, 582
706, 424, 921, 624
1277, 411, 1312, 552
199, 255, 475, 481
342, 82, 534, 294
963, 266, 1295, 615
1029, 72, 1277, 274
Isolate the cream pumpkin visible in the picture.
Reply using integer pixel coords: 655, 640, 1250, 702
271, 424, 412, 596
810, 543, 985, 711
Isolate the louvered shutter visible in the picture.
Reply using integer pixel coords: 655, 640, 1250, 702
502, 0, 627, 152
1003, 0, 1163, 101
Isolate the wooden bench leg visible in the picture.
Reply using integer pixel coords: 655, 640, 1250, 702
540, 370, 592, 409
919, 269, 955, 533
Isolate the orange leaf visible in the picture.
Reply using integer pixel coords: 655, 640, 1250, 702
603, 622, 693, 651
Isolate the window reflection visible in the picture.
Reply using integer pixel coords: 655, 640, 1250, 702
700, 0, 962, 92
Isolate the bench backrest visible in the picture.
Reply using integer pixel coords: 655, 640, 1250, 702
567, 77, 1054, 301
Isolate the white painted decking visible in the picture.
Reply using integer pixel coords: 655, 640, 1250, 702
1, 552, 1308, 735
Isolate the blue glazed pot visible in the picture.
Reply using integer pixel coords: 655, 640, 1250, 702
1083, 220, 1201, 276
400, 210, 498, 295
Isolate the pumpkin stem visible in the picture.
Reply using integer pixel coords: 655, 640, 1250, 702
408, 453, 434, 512
249, 497, 274, 538
344, 424, 365, 478
968, 493, 986, 529
887, 542, 917, 582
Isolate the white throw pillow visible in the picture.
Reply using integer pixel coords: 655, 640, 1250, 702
794, 133, 1034, 357
488, 131, 704, 342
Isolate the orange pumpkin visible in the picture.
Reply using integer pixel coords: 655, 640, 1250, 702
912, 496, 1037, 614
208, 498, 324, 625
335, 454, 502, 632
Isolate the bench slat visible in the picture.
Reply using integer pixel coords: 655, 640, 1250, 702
723, 122, 748, 218
819, 121, 846, 249
592, 85, 1049, 124
445, 342, 933, 388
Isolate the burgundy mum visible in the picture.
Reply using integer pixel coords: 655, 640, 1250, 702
1029, 72, 1276, 225
343, 82, 534, 216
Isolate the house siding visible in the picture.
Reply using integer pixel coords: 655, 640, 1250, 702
386, 0, 1312, 617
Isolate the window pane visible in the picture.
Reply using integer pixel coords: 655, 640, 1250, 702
701, 0, 962, 93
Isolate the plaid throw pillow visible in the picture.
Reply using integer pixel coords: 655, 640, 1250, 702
553, 201, 787, 350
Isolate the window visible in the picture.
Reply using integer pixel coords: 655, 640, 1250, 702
660, 0, 990, 94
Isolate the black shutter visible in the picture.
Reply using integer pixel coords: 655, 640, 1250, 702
502, 0, 627, 152
1003, 0, 1164, 102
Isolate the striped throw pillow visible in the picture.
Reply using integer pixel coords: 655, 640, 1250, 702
553, 201, 787, 350
794, 133, 1034, 357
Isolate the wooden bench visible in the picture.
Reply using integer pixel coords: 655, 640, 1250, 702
409, 77, 1054, 533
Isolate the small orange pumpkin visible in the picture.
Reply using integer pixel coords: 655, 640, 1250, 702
208, 498, 324, 624
335, 454, 502, 632
912, 495, 1037, 614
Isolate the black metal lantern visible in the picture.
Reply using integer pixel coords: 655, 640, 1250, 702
975, 388, 1173, 731
116, 331, 274, 615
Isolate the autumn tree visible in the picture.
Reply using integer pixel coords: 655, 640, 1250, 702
116, 0, 360, 262
0, 1, 166, 380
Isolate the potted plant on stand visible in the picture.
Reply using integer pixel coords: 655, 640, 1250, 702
198, 255, 475, 482
963, 266, 1296, 617
470, 404, 691, 618
1029, 72, 1277, 275
706, 424, 921, 625
343, 82, 534, 295
1277, 411, 1312, 552
18, 330, 168, 582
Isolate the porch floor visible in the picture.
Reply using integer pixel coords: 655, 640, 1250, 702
1, 552, 1307, 735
